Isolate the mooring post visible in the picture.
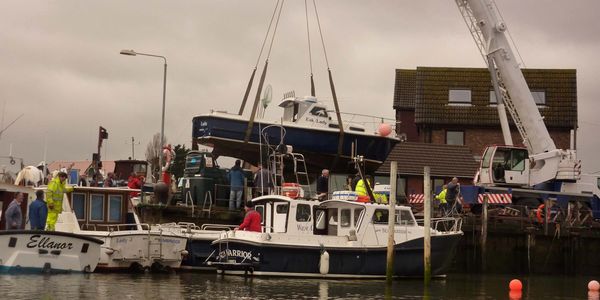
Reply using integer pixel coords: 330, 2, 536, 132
423, 166, 431, 285
544, 198, 550, 236
481, 194, 488, 272
386, 161, 397, 283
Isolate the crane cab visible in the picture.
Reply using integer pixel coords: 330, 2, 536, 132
478, 146, 530, 186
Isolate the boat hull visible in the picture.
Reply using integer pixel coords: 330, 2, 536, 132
84, 231, 187, 272
192, 114, 399, 174
0, 230, 102, 274
211, 234, 461, 278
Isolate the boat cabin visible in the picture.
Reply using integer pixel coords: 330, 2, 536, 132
66, 187, 134, 229
0, 184, 33, 230
252, 195, 418, 241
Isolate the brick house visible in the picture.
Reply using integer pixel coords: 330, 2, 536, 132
376, 66, 577, 199
395, 67, 577, 157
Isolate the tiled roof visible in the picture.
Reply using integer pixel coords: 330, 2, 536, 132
394, 67, 577, 128
48, 160, 115, 173
376, 142, 480, 178
393, 69, 416, 109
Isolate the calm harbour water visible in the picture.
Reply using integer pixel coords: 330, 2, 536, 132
0, 272, 596, 299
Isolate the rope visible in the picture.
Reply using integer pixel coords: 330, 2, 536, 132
304, 0, 314, 75
312, 0, 330, 69
255, 1, 281, 68
266, 0, 285, 59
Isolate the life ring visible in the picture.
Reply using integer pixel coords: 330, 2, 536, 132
536, 204, 546, 223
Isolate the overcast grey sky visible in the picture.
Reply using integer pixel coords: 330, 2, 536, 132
1, 0, 599, 174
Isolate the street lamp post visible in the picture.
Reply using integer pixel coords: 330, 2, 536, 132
120, 49, 167, 181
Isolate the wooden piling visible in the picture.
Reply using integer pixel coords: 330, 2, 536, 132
481, 194, 488, 272
386, 161, 397, 283
423, 166, 431, 285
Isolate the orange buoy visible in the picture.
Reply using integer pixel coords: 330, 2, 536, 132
589, 280, 600, 291
509, 290, 522, 300
377, 123, 392, 136
509, 279, 523, 291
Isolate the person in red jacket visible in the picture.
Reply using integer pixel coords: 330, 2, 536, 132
236, 201, 262, 232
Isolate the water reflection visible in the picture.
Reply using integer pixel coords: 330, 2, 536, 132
0, 272, 594, 299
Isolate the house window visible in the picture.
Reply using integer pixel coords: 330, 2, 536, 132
108, 195, 123, 222
448, 89, 471, 105
446, 131, 464, 145
90, 194, 104, 221
489, 90, 498, 105
491, 90, 545, 106
531, 91, 546, 106
72, 193, 86, 220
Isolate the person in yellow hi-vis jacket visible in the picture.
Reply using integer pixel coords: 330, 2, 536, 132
46, 171, 73, 230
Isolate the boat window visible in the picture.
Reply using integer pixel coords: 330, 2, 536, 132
349, 126, 365, 132
398, 209, 416, 226
329, 208, 338, 223
90, 194, 105, 222
255, 205, 265, 224
328, 208, 338, 235
340, 209, 351, 227
315, 210, 326, 230
276, 204, 289, 214
72, 193, 86, 220
354, 208, 364, 227
373, 209, 389, 224
296, 204, 312, 222
310, 107, 328, 118
108, 195, 123, 222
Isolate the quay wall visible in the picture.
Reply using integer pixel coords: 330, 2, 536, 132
454, 216, 600, 275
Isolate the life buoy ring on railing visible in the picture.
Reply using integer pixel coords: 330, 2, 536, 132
536, 204, 546, 223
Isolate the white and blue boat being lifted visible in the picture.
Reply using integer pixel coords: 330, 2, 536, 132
192, 95, 399, 175
209, 194, 463, 278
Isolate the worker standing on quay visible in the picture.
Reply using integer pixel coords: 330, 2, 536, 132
46, 172, 73, 231
436, 184, 448, 216
445, 177, 461, 215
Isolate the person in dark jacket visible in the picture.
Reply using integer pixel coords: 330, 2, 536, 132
228, 160, 245, 210
445, 177, 461, 214
316, 169, 329, 200
29, 190, 48, 230
5, 192, 24, 230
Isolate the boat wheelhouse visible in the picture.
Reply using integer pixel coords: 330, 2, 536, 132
210, 195, 462, 278
55, 186, 188, 272
0, 183, 103, 273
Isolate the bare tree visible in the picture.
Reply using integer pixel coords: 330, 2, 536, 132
145, 133, 167, 182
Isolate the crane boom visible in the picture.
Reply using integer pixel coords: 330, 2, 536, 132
457, 0, 555, 154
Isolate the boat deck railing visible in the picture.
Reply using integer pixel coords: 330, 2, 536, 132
81, 223, 151, 232
417, 217, 463, 233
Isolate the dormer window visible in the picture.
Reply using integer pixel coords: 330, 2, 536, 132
490, 89, 546, 107
448, 89, 472, 106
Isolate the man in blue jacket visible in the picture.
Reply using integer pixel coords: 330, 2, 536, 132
29, 190, 48, 230
228, 160, 245, 211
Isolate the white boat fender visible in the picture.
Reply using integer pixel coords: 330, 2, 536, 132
319, 250, 330, 275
